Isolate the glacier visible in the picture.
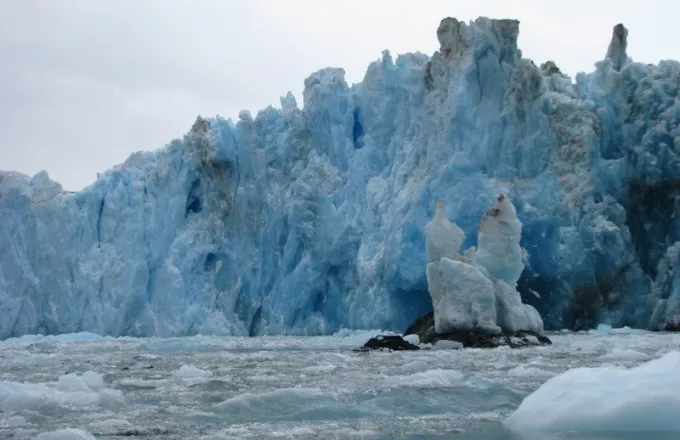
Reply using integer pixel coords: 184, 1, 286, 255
2, 17, 680, 339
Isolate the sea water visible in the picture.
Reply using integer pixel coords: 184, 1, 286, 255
1, 328, 678, 439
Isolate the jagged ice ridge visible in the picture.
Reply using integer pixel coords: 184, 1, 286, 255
2, 17, 680, 338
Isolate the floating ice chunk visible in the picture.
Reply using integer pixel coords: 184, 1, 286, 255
332, 328, 356, 337
0, 381, 96, 411
403, 334, 420, 346
212, 388, 328, 421
0, 376, 125, 412
425, 200, 466, 262
81, 371, 104, 391
599, 348, 651, 362
426, 258, 501, 334
5, 415, 26, 427
98, 388, 125, 409
590, 324, 640, 335
174, 364, 213, 379
434, 340, 463, 350
596, 323, 613, 332
475, 194, 525, 287
36, 428, 96, 440
524, 335, 539, 344
505, 351, 680, 434
507, 365, 555, 378
400, 360, 430, 372
383, 369, 464, 388
117, 377, 163, 390
56, 373, 92, 393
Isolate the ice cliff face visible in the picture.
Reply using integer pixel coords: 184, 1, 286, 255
2, 17, 680, 339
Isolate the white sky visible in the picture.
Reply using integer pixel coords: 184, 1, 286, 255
1, 0, 677, 190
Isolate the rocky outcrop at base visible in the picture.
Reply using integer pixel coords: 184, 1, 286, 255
404, 312, 552, 349
663, 322, 680, 332
353, 335, 420, 352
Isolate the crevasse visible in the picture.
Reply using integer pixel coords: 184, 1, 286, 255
2, 17, 680, 339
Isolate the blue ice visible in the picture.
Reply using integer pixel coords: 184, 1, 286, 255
2, 18, 680, 338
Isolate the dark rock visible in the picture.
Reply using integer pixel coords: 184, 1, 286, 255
403, 312, 552, 349
404, 312, 438, 342
354, 334, 420, 352
663, 321, 680, 332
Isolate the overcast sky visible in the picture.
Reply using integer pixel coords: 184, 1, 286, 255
1, 1, 677, 190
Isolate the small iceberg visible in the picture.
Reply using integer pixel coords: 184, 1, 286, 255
505, 351, 680, 434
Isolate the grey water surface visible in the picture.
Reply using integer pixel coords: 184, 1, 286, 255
0, 328, 678, 439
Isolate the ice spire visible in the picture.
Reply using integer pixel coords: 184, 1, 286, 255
475, 194, 525, 287
606, 23, 631, 71
425, 200, 466, 262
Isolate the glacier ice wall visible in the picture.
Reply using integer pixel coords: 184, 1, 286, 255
2, 17, 680, 338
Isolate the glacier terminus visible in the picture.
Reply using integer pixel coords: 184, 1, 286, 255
2, 17, 680, 339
